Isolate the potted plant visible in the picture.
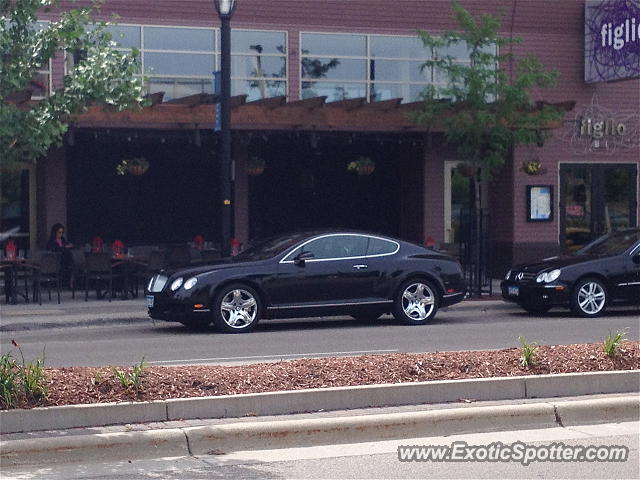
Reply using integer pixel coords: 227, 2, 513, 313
347, 156, 376, 176
246, 156, 266, 176
116, 157, 150, 176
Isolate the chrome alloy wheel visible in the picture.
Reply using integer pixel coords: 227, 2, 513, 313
576, 281, 606, 315
220, 288, 258, 329
401, 282, 436, 320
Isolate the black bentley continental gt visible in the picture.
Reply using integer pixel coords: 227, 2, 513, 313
146, 231, 466, 333
501, 228, 640, 317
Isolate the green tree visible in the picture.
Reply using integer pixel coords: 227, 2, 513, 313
0, 0, 146, 168
414, 0, 562, 294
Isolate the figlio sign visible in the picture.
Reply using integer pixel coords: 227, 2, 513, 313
585, 0, 640, 83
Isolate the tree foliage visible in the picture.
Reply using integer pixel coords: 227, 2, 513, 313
413, 0, 561, 180
0, 0, 146, 167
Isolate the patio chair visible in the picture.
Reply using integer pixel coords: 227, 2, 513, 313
70, 248, 86, 299
133, 249, 166, 294
166, 245, 191, 269
32, 252, 62, 304
84, 252, 121, 302
201, 249, 221, 262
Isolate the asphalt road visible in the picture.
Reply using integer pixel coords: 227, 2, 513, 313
2, 301, 639, 367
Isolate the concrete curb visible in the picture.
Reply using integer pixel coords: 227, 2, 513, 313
183, 402, 559, 455
2, 396, 638, 468
1, 428, 188, 467
553, 396, 640, 426
1, 370, 638, 434
0, 316, 149, 332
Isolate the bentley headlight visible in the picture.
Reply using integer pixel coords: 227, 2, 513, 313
536, 269, 561, 283
504, 270, 511, 280
170, 277, 184, 291
184, 277, 198, 290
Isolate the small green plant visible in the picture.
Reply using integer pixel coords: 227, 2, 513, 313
518, 336, 539, 367
92, 370, 104, 386
21, 358, 48, 403
113, 357, 146, 390
14, 341, 48, 404
2, 340, 48, 408
603, 329, 628, 357
0, 353, 19, 409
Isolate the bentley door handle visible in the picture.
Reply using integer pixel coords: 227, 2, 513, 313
353, 264, 368, 270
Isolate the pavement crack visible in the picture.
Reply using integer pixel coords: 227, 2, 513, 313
553, 405, 565, 427
182, 429, 193, 455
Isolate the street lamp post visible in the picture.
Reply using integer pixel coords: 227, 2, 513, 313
215, 0, 236, 257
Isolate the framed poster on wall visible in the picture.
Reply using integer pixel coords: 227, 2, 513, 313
527, 185, 553, 222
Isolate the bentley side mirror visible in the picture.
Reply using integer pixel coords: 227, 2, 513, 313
294, 251, 314, 267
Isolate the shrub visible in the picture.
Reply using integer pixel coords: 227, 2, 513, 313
113, 357, 146, 390
603, 329, 628, 357
1, 341, 48, 408
0, 353, 19, 409
518, 336, 539, 367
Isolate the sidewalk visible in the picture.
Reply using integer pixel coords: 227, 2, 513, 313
0, 284, 506, 332
0, 290, 149, 331
2, 390, 638, 468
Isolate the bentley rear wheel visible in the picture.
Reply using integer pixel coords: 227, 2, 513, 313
393, 279, 439, 325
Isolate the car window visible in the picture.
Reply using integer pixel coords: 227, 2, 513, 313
576, 230, 640, 256
288, 235, 368, 260
367, 237, 398, 256
234, 232, 310, 261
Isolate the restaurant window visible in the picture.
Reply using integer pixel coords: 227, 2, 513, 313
143, 26, 215, 101
229, 29, 287, 101
98, 25, 288, 101
29, 22, 52, 98
300, 32, 494, 103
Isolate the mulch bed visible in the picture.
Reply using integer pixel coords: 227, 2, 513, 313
25, 341, 637, 409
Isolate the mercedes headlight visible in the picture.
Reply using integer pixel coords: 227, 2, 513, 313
184, 277, 198, 290
536, 269, 561, 283
170, 277, 184, 291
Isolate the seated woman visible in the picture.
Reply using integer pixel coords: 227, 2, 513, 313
46, 223, 74, 287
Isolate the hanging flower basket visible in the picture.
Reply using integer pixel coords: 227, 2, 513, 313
521, 159, 545, 176
116, 157, 150, 176
246, 156, 266, 176
347, 156, 376, 176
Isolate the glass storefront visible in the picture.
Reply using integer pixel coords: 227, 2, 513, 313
560, 164, 638, 252
0, 166, 33, 253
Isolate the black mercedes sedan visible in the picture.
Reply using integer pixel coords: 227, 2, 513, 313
146, 231, 466, 333
501, 228, 640, 317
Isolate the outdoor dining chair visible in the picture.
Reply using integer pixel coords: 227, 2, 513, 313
32, 251, 62, 305
70, 248, 86, 299
84, 252, 121, 302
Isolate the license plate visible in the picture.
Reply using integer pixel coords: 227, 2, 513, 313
146, 295, 154, 308
508, 286, 519, 296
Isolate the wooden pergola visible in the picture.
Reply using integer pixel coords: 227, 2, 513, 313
72, 94, 430, 133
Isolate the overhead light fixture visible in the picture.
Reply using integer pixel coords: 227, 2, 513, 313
214, 0, 236, 17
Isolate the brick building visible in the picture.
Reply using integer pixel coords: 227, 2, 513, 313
2, 0, 638, 276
